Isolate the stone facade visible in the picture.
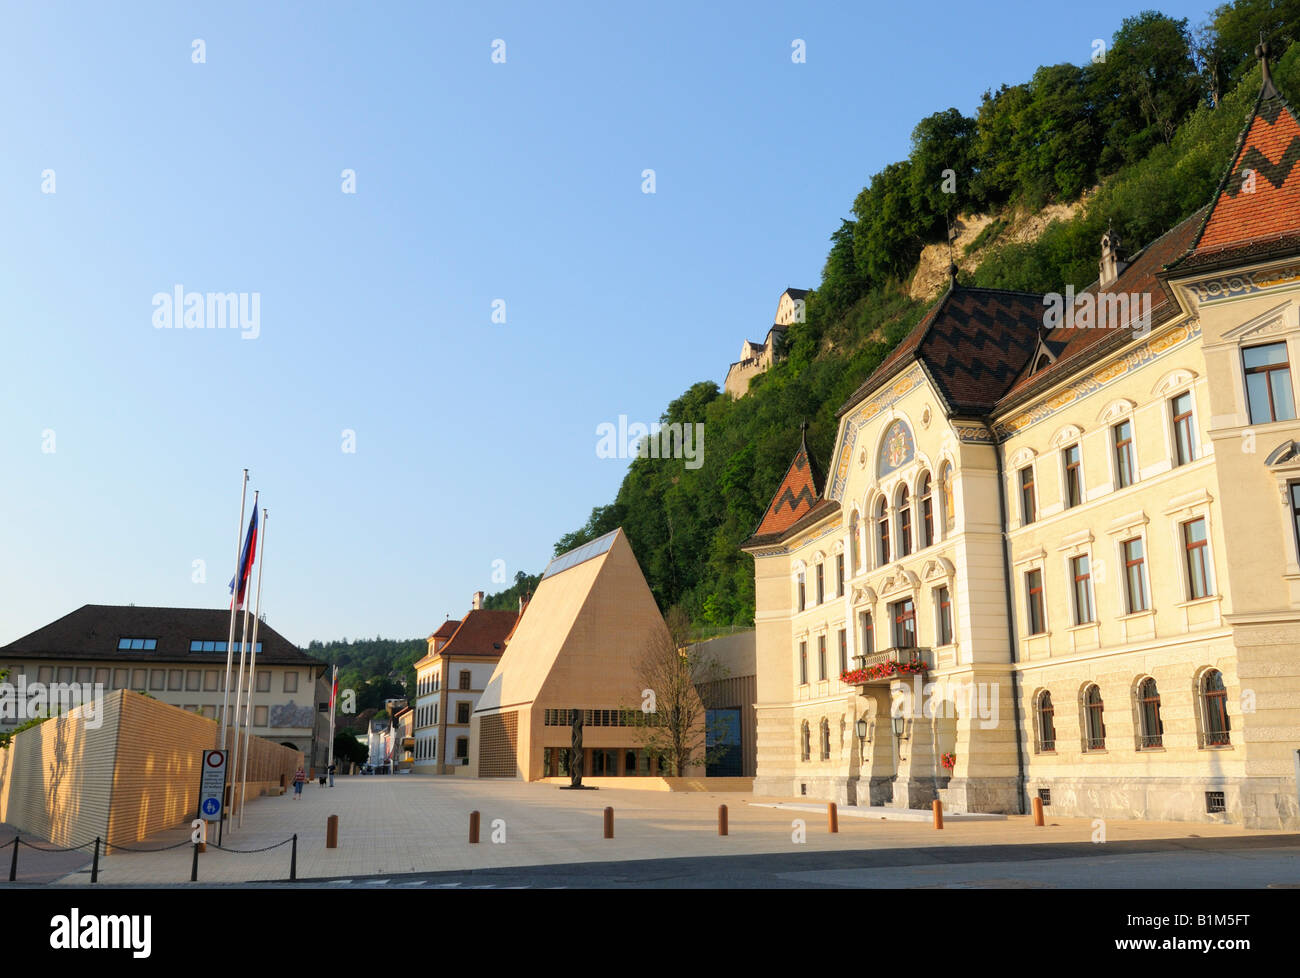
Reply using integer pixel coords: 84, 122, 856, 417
742, 74, 1300, 829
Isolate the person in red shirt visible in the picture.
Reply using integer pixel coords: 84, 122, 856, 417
292, 766, 306, 799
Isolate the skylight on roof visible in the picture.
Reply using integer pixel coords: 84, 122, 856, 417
541, 529, 618, 580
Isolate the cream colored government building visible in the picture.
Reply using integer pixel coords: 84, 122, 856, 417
742, 66, 1300, 829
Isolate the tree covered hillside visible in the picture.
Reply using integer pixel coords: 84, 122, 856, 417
488, 2, 1299, 629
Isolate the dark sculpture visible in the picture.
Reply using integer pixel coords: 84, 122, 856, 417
570, 708, 584, 787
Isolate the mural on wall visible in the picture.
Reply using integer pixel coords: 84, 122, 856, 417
270, 701, 315, 728
877, 420, 915, 478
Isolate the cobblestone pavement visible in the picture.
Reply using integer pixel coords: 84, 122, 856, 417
12, 775, 1296, 886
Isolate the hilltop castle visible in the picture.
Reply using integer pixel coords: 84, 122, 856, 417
723, 288, 809, 398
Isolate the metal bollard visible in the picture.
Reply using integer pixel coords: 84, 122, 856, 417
468, 810, 480, 844
290, 833, 297, 881
190, 842, 200, 882
718, 804, 728, 836
1032, 796, 1045, 827
603, 807, 614, 839
828, 802, 839, 833
326, 814, 339, 849
9, 836, 17, 882
91, 837, 100, 884
932, 799, 943, 830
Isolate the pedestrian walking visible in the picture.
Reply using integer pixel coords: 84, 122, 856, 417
293, 765, 306, 799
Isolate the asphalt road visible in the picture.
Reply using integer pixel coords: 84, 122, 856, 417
288, 834, 1300, 889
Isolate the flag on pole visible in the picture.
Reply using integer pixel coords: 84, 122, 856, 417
228, 506, 259, 610
329, 668, 338, 711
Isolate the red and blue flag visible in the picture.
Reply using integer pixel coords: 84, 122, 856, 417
229, 506, 259, 609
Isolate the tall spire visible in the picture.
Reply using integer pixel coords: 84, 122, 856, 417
1257, 31, 1278, 99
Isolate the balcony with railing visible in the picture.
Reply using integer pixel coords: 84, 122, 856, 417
842, 647, 932, 686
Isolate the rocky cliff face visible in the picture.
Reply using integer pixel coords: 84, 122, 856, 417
907, 193, 1093, 300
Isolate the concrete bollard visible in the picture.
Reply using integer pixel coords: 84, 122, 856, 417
718, 804, 728, 836
603, 806, 614, 839
468, 810, 480, 844
827, 802, 839, 833
1032, 796, 1045, 827
326, 813, 339, 849
932, 799, 943, 830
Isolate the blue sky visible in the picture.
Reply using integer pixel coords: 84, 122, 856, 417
0, 0, 1213, 647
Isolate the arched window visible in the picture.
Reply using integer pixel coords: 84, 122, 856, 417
800, 721, 811, 761
918, 473, 934, 548
940, 463, 955, 534
819, 718, 831, 760
1201, 670, 1231, 747
1036, 691, 1056, 752
1137, 678, 1163, 749
796, 569, 806, 612
875, 496, 890, 565
849, 510, 861, 573
815, 560, 825, 605
897, 486, 913, 557
1083, 685, 1106, 751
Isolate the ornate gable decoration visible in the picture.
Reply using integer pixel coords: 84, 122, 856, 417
877, 420, 915, 478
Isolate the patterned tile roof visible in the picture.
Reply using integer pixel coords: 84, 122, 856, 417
839, 287, 1046, 417
751, 429, 824, 539
1175, 83, 1300, 269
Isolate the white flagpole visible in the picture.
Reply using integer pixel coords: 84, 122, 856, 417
239, 508, 267, 828
328, 665, 337, 772
220, 469, 249, 749
228, 490, 258, 828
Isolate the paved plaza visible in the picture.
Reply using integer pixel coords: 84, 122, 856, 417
3, 775, 1294, 887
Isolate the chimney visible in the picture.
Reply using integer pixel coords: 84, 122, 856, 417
1099, 227, 1128, 290
472, 591, 484, 610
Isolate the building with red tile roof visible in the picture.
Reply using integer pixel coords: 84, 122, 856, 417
742, 52, 1300, 829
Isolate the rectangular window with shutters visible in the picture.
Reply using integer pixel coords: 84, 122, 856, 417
1122, 537, 1149, 613
1112, 420, 1135, 489
1071, 555, 1094, 625
131, 668, 146, 690
186, 670, 201, 691
76, 667, 92, 684
112, 668, 128, 689
150, 669, 166, 691
283, 671, 298, 693
203, 670, 218, 691
1025, 569, 1046, 635
38, 666, 53, 684
1063, 444, 1083, 508
935, 587, 952, 645
1171, 392, 1195, 465
1184, 518, 1211, 599
1019, 466, 1036, 524
94, 667, 109, 686
256, 670, 270, 693
168, 669, 183, 691
253, 705, 268, 727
